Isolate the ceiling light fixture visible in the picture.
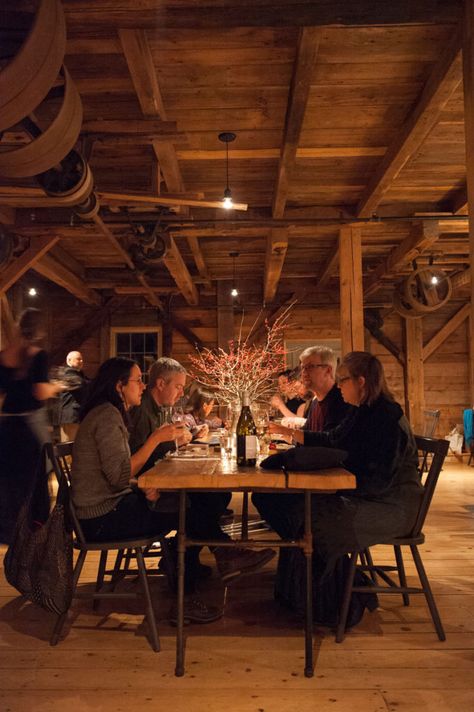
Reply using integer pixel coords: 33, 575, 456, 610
218, 132, 236, 209
229, 250, 239, 297
27, 287, 37, 296
429, 255, 439, 284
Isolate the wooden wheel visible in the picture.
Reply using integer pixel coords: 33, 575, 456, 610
0, 67, 83, 177
402, 267, 452, 313
0, 0, 66, 131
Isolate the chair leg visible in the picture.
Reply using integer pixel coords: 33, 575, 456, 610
410, 544, 446, 642
159, 538, 176, 591
93, 550, 108, 611
335, 552, 358, 644
109, 549, 125, 592
50, 549, 87, 646
135, 547, 160, 652
394, 545, 410, 606
363, 548, 378, 585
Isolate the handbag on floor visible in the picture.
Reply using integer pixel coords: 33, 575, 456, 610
4, 448, 73, 615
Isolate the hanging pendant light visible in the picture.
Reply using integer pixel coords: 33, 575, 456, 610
218, 132, 236, 209
229, 250, 239, 297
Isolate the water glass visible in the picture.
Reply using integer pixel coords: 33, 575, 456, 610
219, 431, 234, 460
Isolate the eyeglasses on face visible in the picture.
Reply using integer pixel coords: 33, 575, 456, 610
128, 376, 145, 384
300, 363, 328, 371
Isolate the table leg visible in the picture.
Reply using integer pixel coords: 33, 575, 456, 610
175, 489, 186, 677
241, 491, 249, 540
304, 491, 314, 678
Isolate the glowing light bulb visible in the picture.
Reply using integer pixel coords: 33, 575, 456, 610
28, 287, 37, 297
231, 287, 239, 297
223, 187, 233, 209
430, 275, 439, 285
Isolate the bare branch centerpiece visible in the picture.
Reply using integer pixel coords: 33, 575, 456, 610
188, 307, 292, 427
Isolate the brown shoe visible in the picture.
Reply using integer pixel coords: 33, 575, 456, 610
214, 546, 276, 583
168, 596, 223, 625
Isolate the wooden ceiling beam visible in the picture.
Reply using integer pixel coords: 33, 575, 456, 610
356, 26, 463, 218
364, 221, 441, 297
451, 267, 471, 289
185, 235, 212, 290
272, 27, 321, 218
0, 235, 59, 293
423, 302, 470, 361
61, 2, 462, 29
119, 29, 166, 117
176, 147, 387, 160
34, 253, 102, 306
264, 228, 288, 303
315, 242, 339, 290
162, 237, 199, 306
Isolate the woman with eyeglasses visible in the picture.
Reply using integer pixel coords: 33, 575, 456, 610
71, 357, 185, 543
254, 351, 422, 628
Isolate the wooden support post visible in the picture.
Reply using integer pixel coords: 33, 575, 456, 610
403, 317, 425, 433
463, 0, 474, 405
217, 281, 234, 352
339, 227, 364, 355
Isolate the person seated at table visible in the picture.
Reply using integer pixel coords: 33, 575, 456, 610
129, 357, 276, 584
270, 368, 306, 418
71, 357, 225, 623
183, 387, 223, 438
253, 351, 423, 629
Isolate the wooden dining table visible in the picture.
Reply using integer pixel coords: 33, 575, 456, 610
138, 453, 356, 677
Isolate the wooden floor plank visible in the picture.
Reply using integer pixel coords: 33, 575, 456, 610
0, 461, 473, 710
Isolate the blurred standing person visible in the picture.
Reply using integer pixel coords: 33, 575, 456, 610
58, 350, 90, 442
0, 308, 63, 543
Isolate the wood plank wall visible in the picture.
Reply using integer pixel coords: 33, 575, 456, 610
39, 292, 471, 440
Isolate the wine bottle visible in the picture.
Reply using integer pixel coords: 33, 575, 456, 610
236, 391, 258, 466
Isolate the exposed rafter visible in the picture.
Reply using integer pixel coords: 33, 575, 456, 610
0, 235, 59, 293
357, 26, 463, 218
162, 237, 199, 306
364, 221, 441, 297
34, 253, 102, 306
272, 27, 321, 218
264, 228, 288, 303
423, 302, 470, 361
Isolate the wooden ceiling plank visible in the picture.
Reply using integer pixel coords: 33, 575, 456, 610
423, 302, 470, 361
264, 228, 288, 302
82, 119, 177, 134
356, 26, 463, 218
162, 236, 199, 306
364, 221, 441, 297
0, 235, 59, 293
272, 27, 321, 218
34, 253, 102, 306
119, 29, 166, 117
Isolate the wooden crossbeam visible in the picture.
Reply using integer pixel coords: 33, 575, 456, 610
264, 228, 288, 303
34, 253, 102, 306
272, 27, 321, 218
162, 237, 199, 306
185, 235, 212, 290
315, 242, 339, 290
357, 26, 463, 218
82, 119, 177, 135
423, 302, 470, 361
451, 267, 471, 289
119, 29, 166, 117
364, 221, 440, 297
0, 235, 59, 293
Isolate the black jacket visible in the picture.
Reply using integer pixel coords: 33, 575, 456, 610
58, 368, 90, 424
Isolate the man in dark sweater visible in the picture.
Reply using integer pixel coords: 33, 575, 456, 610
268, 345, 351, 443
129, 357, 275, 584
58, 351, 90, 441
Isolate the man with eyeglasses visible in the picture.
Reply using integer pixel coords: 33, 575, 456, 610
268, 346, 352, 443
129, 357, 276, 620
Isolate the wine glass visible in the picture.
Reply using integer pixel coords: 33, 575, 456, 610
171, 406, 185, 453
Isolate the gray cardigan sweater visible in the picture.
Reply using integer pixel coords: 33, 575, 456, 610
71, 402, 132, 519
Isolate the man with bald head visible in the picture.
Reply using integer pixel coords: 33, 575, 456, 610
58, 350, 90, 441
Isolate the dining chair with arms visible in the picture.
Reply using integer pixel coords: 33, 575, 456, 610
335, 435, 449, 643
46, 441, 169, 652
